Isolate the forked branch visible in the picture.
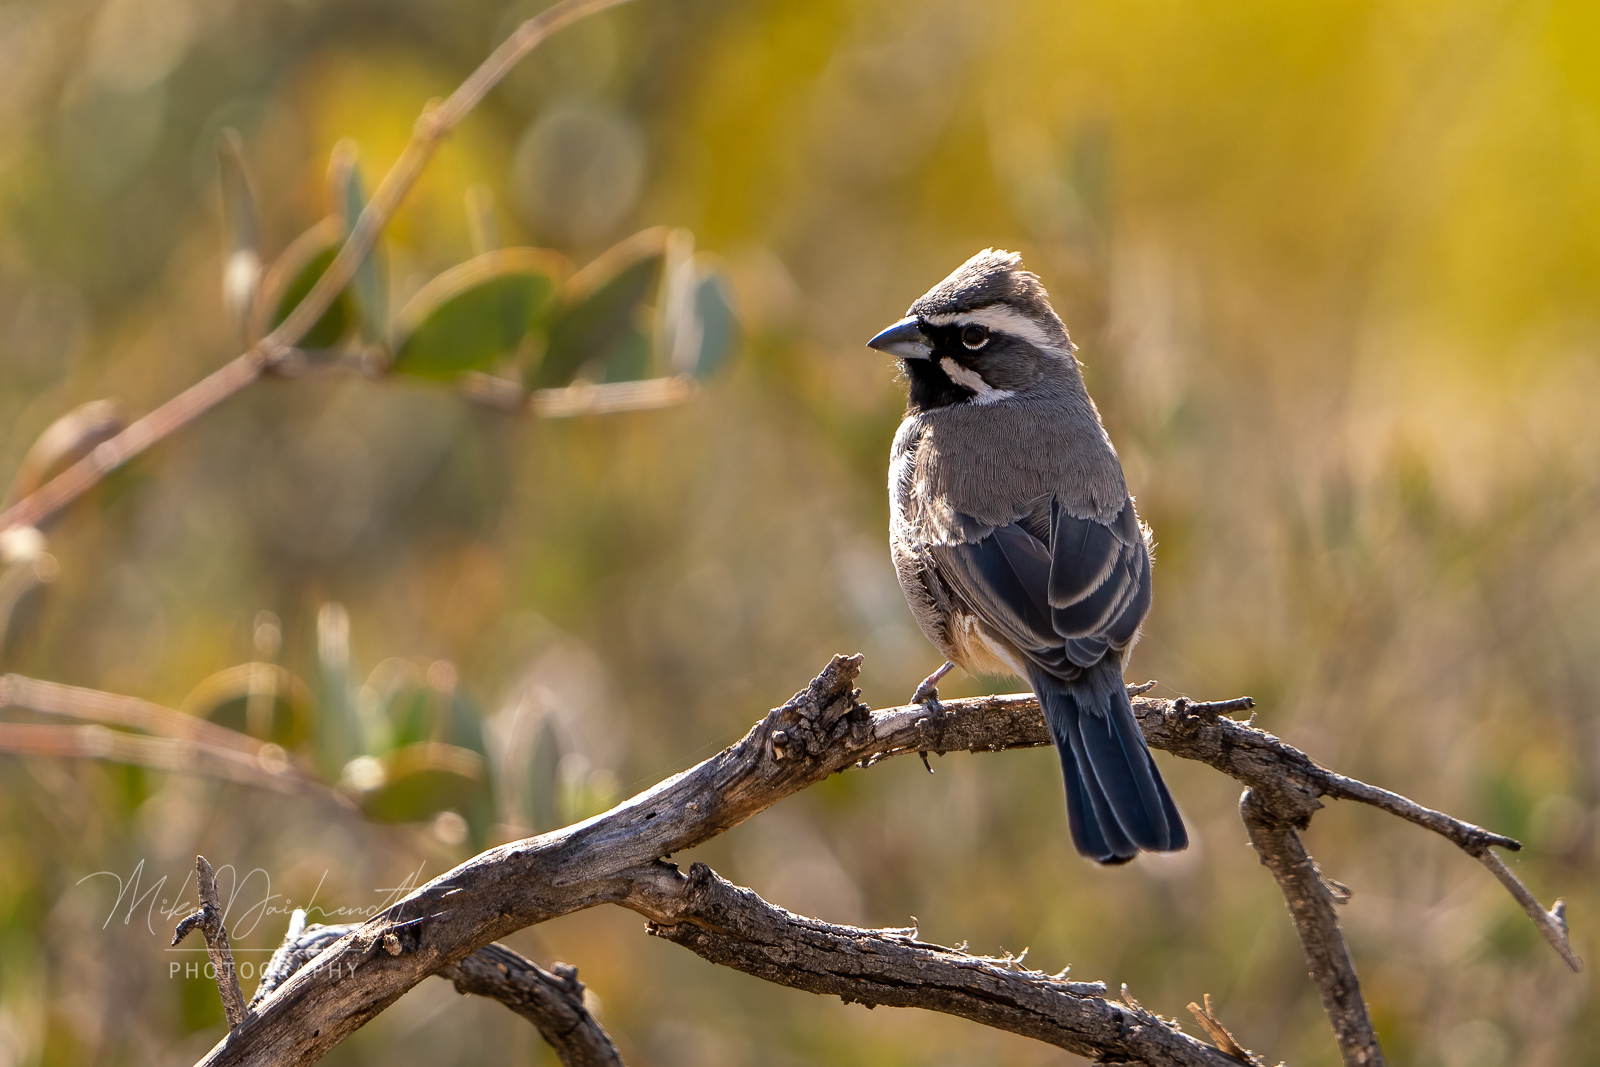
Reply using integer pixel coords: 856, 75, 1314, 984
253, 860, 1244, 1067
252, 913, 621, 1067
188, 654, 1573, 1066
173, 856, 250, 1030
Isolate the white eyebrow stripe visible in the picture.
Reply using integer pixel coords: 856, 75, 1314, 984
940, 357, 1016, 405
921, 304, 1065, 354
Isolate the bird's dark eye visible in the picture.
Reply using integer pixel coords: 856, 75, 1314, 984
961, 324, 989, 350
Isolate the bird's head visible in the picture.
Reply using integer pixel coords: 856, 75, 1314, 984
867, 249, 1077, 413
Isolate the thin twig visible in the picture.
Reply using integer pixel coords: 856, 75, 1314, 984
457, 372, 697, 417
528, 375, 697, 417
0, 0, 636, 540
0, 674, 349, 801
173, 856, 250, 1029
1476, 851, 1583, 972
1302, 763, 1520, 852
1131, 697, 1578, 969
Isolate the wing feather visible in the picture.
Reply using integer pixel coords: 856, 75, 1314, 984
931, 496, 1150, 680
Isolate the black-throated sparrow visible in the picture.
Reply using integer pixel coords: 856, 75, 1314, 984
867, 249, 1185, 864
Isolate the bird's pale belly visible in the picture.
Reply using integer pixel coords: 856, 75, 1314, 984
947, 611, 1028, 681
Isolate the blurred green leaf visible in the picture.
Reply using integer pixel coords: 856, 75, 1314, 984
356, 742, 485, 823
443, 688, 489, 760
355, 658, 425, 755
687, 264, 740, 379
256, 217, 356, 349
533, 227, 667, 388
599, 328, 652, 383
465, 184, 500, 257
337, 150, 388, 343
180, 663, 314, 749
314, 602, 360, 781
385, 685, 434, 750
391, 249, 566, 381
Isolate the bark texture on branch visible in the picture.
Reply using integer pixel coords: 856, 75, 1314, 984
193, 655, 1569, 1066
629, 861, 1247, 1067
1133, 696, 1576, 971
252, 859, 1251, 1067
197, 655, 876, 1065
441, 949, 622, 1067
172, 856, 250, 1030
254, 918, 621, 1067
1240, 791, 1381, 1067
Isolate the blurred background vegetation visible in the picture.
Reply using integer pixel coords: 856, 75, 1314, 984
0, 0, 1597, 1063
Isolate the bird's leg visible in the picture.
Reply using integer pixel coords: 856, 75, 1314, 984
911, 661, 954, 713
912, 662, 954, 775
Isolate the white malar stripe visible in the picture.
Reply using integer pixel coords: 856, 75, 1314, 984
922, 304, 1068, 356
939, 357, 1016, 405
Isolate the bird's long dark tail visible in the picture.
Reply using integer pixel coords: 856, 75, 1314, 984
1028, 661, 1187, 864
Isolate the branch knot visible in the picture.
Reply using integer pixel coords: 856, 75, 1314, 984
764, 654, 868, 762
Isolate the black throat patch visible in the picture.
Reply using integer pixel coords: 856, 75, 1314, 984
903, 356, 975, 412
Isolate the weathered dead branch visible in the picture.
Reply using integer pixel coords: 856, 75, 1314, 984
172, 856, 250, 1030
180, 653, 1573, 1066
1241, 791, 1380, 1067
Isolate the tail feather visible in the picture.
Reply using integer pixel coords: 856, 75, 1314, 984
1054, 714, 1136, 862
1030, 663, 1187, 863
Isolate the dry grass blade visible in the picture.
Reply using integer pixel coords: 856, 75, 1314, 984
2, 673, 267, 755
1186, 994, 1263, 1065
0, 722, 338, 799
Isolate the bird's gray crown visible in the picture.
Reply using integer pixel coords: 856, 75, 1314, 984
906, 248, 1072, 351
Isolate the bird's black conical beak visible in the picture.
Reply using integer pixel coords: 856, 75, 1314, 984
866, 316, 931, 359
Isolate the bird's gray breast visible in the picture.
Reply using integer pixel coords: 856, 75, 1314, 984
896, 387, 1129, 541
888, 387, 1137, 669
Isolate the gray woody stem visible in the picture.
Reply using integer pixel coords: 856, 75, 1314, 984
1241, 790, 1381, 1067
1137, 695, 1579, 973
172, 856, 250, 1029
253, 864, 1242, 1067
629, 861, 1244, 1066
442, 949, 621, 1067
189, 654, 1573, 1066
193, 657, 1239, 1065
254, 918, 621, 1067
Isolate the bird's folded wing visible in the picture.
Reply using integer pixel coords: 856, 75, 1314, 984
930, 498, 1150, 680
